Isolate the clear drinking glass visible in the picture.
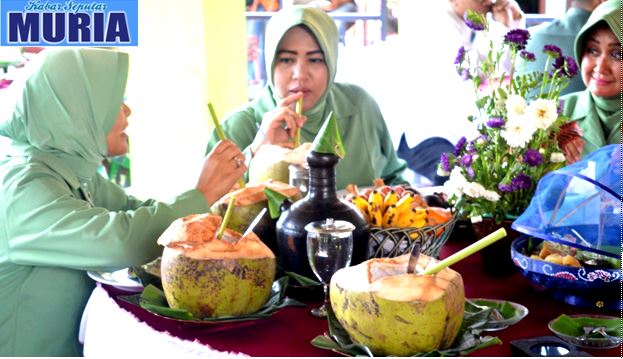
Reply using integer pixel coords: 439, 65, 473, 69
305, 218, 354, 317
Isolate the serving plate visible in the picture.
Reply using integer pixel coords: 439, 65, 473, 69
87, 268, 143, 292
117, 277, 304, 327
467, 298, 529, 331
548, 314, 621, 349
311, 304, 502, 357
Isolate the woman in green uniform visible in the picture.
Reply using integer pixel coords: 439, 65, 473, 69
561, 0, 621, 162
0, 48, 246, 356
205, 6, 406, 189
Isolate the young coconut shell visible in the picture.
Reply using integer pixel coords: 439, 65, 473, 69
158, 213, 276, 318
210, 180, 300, 252
330, 254, 464, 356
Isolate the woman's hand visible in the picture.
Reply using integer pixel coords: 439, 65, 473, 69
490, 0, 523, 27
561, 137, 585, 165
196, 140, 247, 204
250, 92, 307, 154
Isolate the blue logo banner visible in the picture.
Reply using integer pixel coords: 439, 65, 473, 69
1, 0, 138, 46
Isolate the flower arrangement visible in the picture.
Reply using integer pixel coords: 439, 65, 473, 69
438, 10, 580, 224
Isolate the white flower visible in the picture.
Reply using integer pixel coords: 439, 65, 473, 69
482, 189, 501, 202
526, 98, 558, 130
501, 115, 537, 148
505, 95, 526, 117
550, 152, 566, 163
462, 181, 499, 202
444, 167, 468, 197
437, 167, 450, 177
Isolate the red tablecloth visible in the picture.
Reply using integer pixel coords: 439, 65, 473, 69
103, 235, 621, 357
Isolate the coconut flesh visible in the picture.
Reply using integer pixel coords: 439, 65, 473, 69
330, 254, 464, 356
158, 213, 276, 318
210, 180, 300, 253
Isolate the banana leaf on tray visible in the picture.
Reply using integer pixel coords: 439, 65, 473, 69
311, 300, 505, 357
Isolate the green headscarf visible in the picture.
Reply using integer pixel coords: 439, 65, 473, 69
258, 5, 340, 132
574, 0, 621, 62
0, 48, 128, 182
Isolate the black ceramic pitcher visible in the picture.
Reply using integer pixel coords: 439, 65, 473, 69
276, 150, 370, 278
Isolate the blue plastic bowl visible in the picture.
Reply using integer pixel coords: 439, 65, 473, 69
511, 235, 621, 311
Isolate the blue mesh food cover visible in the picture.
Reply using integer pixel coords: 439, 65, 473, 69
512, 144, 621, 259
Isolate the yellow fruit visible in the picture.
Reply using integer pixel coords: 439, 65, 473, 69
382, 190, 398, 213
381, 204, 398, 228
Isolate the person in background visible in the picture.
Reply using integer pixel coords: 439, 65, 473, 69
320, 0, 358, 44
560, 0, 621, 163
0, 48, 246, 356
389, 0, 525, 185
205, 6, 406, 189
448, 0, 525, 68
519, 0, 606, 95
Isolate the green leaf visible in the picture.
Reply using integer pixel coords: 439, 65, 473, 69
264, 187, 288, 219
311, 302, 502, 357
311, 111, 345, 158
117, 277, 305, 323
284, 270, 321, 287
550, 314, 621, 337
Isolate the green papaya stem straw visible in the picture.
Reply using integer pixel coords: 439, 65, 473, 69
421, 228, 507, 275
207, 102, 245, 188
208, 102, 226, 141
217, 195, 236, 239
294, 97, 303, 148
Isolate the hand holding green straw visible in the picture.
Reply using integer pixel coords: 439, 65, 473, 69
207, 102, 245, 189
294, 97, 303, 148
420, 228, 507, 275
217, 195, 236, 239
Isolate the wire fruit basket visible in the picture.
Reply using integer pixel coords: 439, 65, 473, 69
368, 213, 458, 259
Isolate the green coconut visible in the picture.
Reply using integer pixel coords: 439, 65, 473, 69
248, 144, 291, 184
158, 213, 276, 318
330, 254, 464, 356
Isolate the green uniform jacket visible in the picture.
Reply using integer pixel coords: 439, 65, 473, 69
562, 90, 621, 157
0, 49, 209, 356
206, 6, 406, 189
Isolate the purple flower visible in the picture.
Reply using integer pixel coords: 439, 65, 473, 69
464, 11, 486, 31
504, 29, 530, 49
498, 183, 513, 192
454, 46, 466, 65
460, 68, 471, 81
523, 149, 543, 166
551, 56, 578, 78
486, 117, 505, 128
564, 56, 578, 78
466, 166, 475, 178
439, 152, 451, 172
460, 154, 473, 167
551, 56, 565, 76
454, 136, 467, 156
519, 50, 535, 62
511, 173, 532, 190
543, 44, 562, 58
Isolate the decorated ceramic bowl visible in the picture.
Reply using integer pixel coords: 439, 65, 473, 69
511, 235, 621, 311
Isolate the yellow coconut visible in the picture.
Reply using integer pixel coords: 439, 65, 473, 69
158, 213, 276, 318
330, 254, 464, 356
